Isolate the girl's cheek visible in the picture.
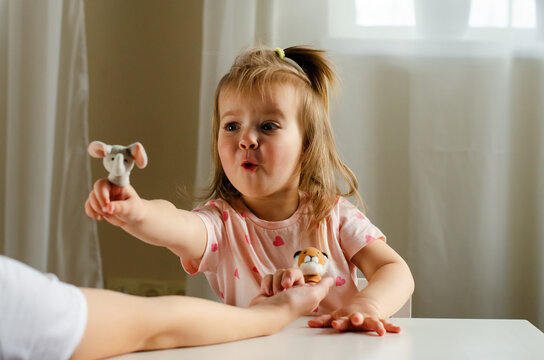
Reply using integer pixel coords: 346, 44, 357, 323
217, 140, 230, 160
217, 153, 229, 172
218, 152, 231, 168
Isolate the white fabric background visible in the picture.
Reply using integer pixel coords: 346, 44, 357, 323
0, 0, 102, 287
192, 0, 544, 330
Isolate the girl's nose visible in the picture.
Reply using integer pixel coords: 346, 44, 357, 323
239, 130, 259, 150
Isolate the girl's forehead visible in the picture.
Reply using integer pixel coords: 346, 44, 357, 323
219, 82, 300, 112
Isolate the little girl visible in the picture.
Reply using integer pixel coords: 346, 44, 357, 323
85, 45, 414, 336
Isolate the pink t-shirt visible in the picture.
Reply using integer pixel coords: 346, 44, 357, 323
181, 195, 386, 315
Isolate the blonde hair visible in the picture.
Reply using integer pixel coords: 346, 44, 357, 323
204, 45, 363, 226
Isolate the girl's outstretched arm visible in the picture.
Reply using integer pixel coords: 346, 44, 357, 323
85, 179, 207, 260
71, 278, 333, 360
309, 240, 414, 335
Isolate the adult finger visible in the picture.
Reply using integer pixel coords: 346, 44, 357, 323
307, 276, 333, 303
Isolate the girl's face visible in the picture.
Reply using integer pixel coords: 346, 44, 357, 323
217, 82, 304, 201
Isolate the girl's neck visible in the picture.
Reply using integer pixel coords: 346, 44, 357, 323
241, 190, 300, 221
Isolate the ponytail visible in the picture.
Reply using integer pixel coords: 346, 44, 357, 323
283, 46, 336, 112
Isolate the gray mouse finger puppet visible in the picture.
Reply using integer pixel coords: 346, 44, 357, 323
293, 247, 329, 283
88, 141, 148, 187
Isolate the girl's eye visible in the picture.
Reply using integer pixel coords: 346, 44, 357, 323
261, 122, 278, 131
225, 122, 239, 131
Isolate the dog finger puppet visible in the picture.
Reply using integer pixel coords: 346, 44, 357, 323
293, 247, 329, 283
88, 141, 148, 187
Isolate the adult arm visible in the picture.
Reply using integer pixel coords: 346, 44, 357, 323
71, 278, 333, 360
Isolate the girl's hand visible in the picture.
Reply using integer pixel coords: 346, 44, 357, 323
260, 268, 306, 296
307, 298, 401, 336
84, 178, 146, 227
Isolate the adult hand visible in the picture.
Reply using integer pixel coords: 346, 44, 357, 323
250, 276, 334, 316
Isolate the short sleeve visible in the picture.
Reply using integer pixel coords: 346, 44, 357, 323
181, 201, 225, 274
338, 198, 386, 261
0, 256, 87, 360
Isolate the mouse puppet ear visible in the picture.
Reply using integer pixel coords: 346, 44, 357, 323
88, 141, 112, 158
128, 142, 148, 169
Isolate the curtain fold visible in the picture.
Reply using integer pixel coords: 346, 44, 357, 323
0, 0, 102, 287
331, 52, 544, 329
196, 0, 543, 330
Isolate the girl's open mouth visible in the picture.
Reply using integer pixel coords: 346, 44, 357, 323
241, 162, 258, 171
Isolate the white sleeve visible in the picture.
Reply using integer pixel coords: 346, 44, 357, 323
0, 255, 87, 360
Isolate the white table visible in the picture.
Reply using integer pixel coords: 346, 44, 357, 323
110, 317, 544, 360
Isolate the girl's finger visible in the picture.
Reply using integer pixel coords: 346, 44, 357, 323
108, 201, 127, 217
93, 178, 111, 206
308, 314, 333, 328
103, 214, 126, 227
84, 200, 101, 220
272, 270, 285, 294
260, 275, 273, 296
110, 184, 136, 202
110, 183, 128, 201
88, 192, 105, 217
281, 268, 303, 289
349, 312, 364, 326
287, 268, 305, 287
381, 319, 402, 333
365, 318, 386, 336
331, 316, 351, 331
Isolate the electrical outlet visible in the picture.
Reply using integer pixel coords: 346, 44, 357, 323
106, 277, 186, 297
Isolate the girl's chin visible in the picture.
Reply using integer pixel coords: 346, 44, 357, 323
239, 189, 272, 199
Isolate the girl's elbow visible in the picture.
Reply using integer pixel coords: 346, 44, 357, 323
407, 273, 415, 296
403, 263, 415, 296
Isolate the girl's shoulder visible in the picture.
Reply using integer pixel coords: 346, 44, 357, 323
334, 196, 358, 211
192, 198, 234, 213
332, 196, 366, 220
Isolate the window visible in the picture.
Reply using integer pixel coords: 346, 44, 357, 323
329, 0, 540, 41
355, 0, 415, 26
469, 0, 535, 28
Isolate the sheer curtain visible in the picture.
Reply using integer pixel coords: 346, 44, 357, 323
0, 0, 102, 287
195, 0, 543, 330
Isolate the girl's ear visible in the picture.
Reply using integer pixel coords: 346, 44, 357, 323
129, 142, 148, 169
88, 141, 111, 158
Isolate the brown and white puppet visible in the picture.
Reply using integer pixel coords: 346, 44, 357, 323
293, 247, 329, 283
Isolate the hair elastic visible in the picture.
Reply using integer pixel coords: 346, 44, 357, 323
274, 47, 285, 59
274, 47, 306, 75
